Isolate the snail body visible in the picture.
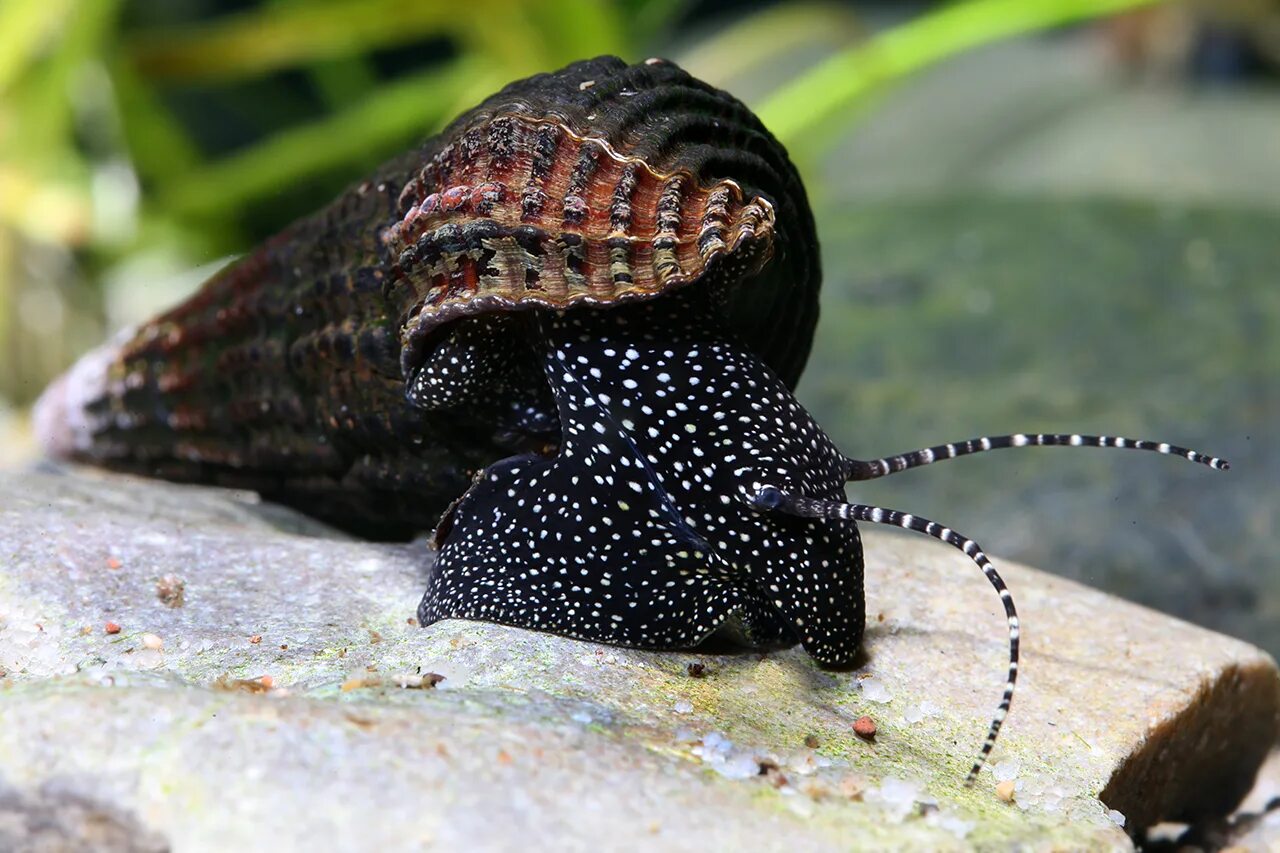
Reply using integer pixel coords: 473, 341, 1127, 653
35, 57, 1226, 783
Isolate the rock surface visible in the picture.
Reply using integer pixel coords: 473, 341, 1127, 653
0, 468, 1276, 851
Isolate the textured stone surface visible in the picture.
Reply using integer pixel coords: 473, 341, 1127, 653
0, 468, 1276, 851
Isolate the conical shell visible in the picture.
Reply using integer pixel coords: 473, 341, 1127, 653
35, 56, 820, 535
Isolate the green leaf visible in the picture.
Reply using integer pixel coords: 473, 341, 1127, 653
108, 56, 203, 187
677, 1, 862, 84
127, 0, 458, 83
0, 0, 76, 93
757, 0, 1166, 146
158, 58, 495, 219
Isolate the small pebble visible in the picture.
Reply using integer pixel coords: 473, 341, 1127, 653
340, 677, 371, 692
837, 775, 865, 800
700, 731, 731, 755
992, 758, 1021, 783
803, 734, 820, 749
141, 633, 163, 651
902, 700, 938, 725
249, 634, 262, 644
686, 662, 706, 678
155, 574, 185, 608
716, 753, 760, 780
867, 777, 922, 821
395, 672, 445, 689
853, 716, 877, 740
673, 699, 694, 714
859, 676, 891, 702
105, 557, 122, 570
995, 780, 1016, 803
214, 674, 271, 694
104, 622, 121, 635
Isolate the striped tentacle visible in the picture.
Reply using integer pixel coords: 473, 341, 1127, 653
751, 487, 1017, 785
844, 433, 1229, 481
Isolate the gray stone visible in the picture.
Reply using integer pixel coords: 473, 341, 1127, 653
1, 468, 1276, 851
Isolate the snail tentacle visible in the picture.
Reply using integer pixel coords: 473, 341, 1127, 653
843, 433, 1229, 481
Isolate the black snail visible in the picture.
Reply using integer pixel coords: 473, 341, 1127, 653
34, 56, 1227, 784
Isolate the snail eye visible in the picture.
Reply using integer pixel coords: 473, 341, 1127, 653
750, 486, 784, 510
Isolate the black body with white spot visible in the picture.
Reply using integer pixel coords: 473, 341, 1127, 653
422, 289, 864, 663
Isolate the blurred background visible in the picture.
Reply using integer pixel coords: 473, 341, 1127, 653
0, 0, 1276, 653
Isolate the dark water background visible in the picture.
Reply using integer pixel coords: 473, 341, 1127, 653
788, 30, 1279, 654
803, 198, 1277, 651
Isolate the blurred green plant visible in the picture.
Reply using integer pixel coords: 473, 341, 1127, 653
0, 0, 1164, 412
757, 0, 1164, 151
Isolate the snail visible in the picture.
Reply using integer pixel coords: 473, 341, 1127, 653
34, 56, 1227, 784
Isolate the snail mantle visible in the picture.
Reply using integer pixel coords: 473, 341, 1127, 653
0, 468, 1276, 851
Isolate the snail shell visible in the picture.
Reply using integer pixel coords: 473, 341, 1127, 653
34, 56, 818, 537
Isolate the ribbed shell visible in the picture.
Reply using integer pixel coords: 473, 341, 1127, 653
386, 56, 819, 383
35, 56, 820, 536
